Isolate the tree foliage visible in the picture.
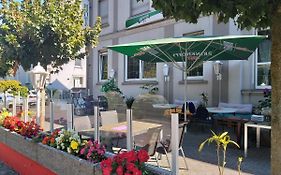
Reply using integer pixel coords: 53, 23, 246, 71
0, 80, 29, 97
149, 0, 277, 29
0, 0, 101, 77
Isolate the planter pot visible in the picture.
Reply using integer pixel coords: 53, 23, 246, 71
0, 127, 170, 175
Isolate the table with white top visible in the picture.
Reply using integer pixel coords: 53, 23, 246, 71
244, 121, 271, 157
152, 103, 179, 109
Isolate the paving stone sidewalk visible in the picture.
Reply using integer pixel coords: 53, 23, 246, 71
0, 161, 18, 175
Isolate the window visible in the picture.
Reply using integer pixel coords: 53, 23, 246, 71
126, 56, 156, 80
73, 77, 83, 88
83, 2, 89, 27
256, 30, 271, 88
98, 0, 108, 25
99, 51, 108, 81
75, 59, 82, 67
131, 0, 150, 16
183, 31, 204, 79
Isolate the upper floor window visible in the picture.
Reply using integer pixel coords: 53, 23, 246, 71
99, 51, 108, 81
73, 77, 83, 88
83, 2, 89, 27
131, 0, 150, 16
75, 59, 82, 67
98, 0, 108, 25
256, 30, 271, 88
183, 31, 204, 79
125, 56, 156, 80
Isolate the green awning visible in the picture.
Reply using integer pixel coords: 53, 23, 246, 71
107, 35, 266, 71
125, 10, 162, 28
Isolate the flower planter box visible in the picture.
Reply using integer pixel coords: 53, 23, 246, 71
0, 127, 170, 175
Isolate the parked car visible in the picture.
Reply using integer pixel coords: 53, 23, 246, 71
28, 90, 49, 106
0, 92, 23, 108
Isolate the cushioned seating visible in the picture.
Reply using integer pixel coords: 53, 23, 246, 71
213, 102, 253, 120
218, 102, 253, 114
179, 102, 196, 121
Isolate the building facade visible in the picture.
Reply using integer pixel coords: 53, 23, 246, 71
87, 0, 271, 107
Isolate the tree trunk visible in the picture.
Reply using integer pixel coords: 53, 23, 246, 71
271, 7, 281, 175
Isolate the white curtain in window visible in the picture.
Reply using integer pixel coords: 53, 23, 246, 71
99, 53, 108, 81
99, 0, 108, 24
131, 0, 150, 16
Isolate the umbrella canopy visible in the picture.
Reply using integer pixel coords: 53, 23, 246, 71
107, 35, 266, 72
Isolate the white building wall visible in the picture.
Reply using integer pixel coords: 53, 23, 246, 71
88, 1, 263, 107
49, 59, 87, 90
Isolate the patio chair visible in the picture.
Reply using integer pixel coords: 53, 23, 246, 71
100, 110, 123, 147
134, 127, 162, 167
156, 121, 189, 170
74, 116, 93, 139
100, 110, 118, 125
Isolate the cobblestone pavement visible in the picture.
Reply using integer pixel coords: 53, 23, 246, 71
0, 161, 18, 175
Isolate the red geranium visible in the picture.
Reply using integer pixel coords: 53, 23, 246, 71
100, 150, 149, 175
116, 165, 123, 175
41, 129, 60, 147
2, 116, 42, 138
137, 149, 149, 163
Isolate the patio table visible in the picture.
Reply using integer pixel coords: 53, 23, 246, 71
244, 121, 271, 157
152, 103, 179, 109
78, 121, 163, 139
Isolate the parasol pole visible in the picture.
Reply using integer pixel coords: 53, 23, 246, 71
184, 54, 188, 122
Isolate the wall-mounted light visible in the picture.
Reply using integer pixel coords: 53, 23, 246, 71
163, 64, 169, 77
213, 61, 223, 103
213, 61, 223, 80
109, 69, 115, 79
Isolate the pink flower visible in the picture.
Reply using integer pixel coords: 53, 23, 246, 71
80, 148, 85, 155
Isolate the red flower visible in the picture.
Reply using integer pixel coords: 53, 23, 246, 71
137, 149, 149, 163
133, 169, 142, 175
101, 150, 149, 175
102, 167, 112, 175
114, 154, 123, 165
126, 162, 136, 172
101, 158, 112, 168
116, 166, 123, 175
50, 137, 55, 144
42, 136, 49, 145
126, 150, 137, 163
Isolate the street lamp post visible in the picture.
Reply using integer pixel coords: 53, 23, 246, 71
29, 62, 49, 128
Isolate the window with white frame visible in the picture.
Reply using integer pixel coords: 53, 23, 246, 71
126, 56, 156, 80
256, 30, 271, 88
98, 0, 108, 25
183, 31, 204, 79
99, 51, 108, 81
83, 1, 89, 27
73, 77, 83, 88
131, 0, 150, 16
